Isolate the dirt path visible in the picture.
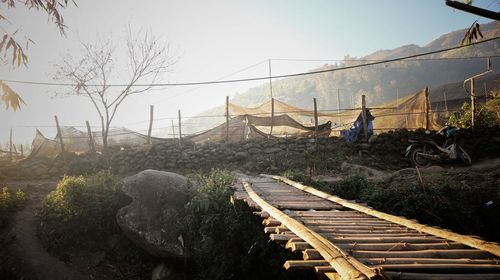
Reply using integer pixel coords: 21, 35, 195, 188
2, 180, 87, 280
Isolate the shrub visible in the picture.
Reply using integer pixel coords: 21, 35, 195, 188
38, 171, 129, 250
180, 169, 313, 280
448, 101, 498, 128
0, 187, 26, 228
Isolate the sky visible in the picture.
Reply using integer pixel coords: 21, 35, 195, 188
0, 0, 498, 145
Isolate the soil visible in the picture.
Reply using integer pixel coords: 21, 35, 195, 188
1, 158, 499, 280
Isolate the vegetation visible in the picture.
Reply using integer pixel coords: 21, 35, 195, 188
1, 0, 75, 111
448, 101, 499, 128
0, 187, 25, 228
38, 171, 156, 278
180, 169, 314, 280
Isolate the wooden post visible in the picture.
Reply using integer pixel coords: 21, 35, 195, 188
171, 120, 176, 139
54, 115, 66, 159
444, 91, 449, 116
225, 96, 229, 142
268, 59, 273, 99
20, 144, 23, 158
404, 103, 409, 128
470, 78, 476, 128
313, 98, 318, 137
178, 110, 182, 141
336, 88, 341, 125
9, 128, 12, 162
85, 121, 96, 154
147, 105, 154, 144
269, 98, 275, 137
361, 95, 368, 141
424, 87, 430, 130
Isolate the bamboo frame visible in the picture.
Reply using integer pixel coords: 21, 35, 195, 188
265, 175, 500, 257
242, 179, 380, 280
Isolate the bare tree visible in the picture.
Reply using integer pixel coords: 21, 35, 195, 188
55, 29, 176, 154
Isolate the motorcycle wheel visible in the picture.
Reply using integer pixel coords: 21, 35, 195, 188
409, 147, 431, 168
459, 147, 472, 165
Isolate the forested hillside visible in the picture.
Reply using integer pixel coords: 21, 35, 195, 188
183, 22, 499, 135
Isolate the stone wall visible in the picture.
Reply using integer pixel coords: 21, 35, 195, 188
5, 126, 500, 179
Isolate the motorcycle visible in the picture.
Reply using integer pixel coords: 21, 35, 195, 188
405, 124, 472, 167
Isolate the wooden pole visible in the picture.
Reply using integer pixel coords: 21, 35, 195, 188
147, 105, 154, 144
54, 115, 66, 159
9, 128, 12, 162
269, 97, 275, 137
361, 95, 368, 141
20, 144, 23, 158
171, 120, 175, 139
405, 103, 409, 128
178, 109, 182, 141
424, 87, 430, 130
313, 98, 318, 137
85, 121, 96, 154
337, 88, 341, 125
471, 78, 476, 128
268, 59, 273, 99
225, 96, 229, 142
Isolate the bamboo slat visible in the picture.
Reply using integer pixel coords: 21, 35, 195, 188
283, 260, 329, 270
243, 180, 379, 280
266, 175, 500, 257
352, 249, 492, 259
361, 258, 500, 265
381, 271, 500, 280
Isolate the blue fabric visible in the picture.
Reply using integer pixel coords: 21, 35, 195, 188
341, 110, 375, 142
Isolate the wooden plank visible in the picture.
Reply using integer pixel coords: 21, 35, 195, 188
315, 265, 337, 273
352, 249, 492, 259
382, 271, 500, 280
285, 241, 312, 251
361, 258, 500, 265
327, 237, 445, 244
266, 175, 500, 257
270, 234, 295, 243
283, 260, 329, 270
243, 180, 376, 280
336, 243, 469, 251
379, 263, 500, 272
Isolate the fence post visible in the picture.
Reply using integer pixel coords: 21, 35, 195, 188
178, 109, 182, 141
85, 121, 96, 154
337, 88, 341, 125
361, 95, 368, 141
147, 105, 154, 144
9, 128, 12, 162
20, 144, 23, 158
226, 96, 230, 142
424, 87, 430, 130
269, 98, 275, 137
54, 115, 66, 160
313, 98, 318, 138
470, 78, 476, 128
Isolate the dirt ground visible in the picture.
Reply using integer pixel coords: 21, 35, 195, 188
1, 158, 499, 280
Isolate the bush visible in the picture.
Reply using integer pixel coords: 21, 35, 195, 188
448, 101, 498, 128
0, 187, 26, 228
180, 169, 313, 280
39, 171, 129, 250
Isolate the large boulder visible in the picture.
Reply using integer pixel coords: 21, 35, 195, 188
117, 170, 194, 259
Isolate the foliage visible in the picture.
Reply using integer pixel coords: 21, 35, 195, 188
0, 187, 25, 228
448, 101, 498, 128
180, 169, 313, 280
38, 171, 128, 250
0, 81, 26, 111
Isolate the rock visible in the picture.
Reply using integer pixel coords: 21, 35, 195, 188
117, 170, 195, 259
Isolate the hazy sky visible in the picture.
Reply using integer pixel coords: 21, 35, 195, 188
0, 0, 497, 144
